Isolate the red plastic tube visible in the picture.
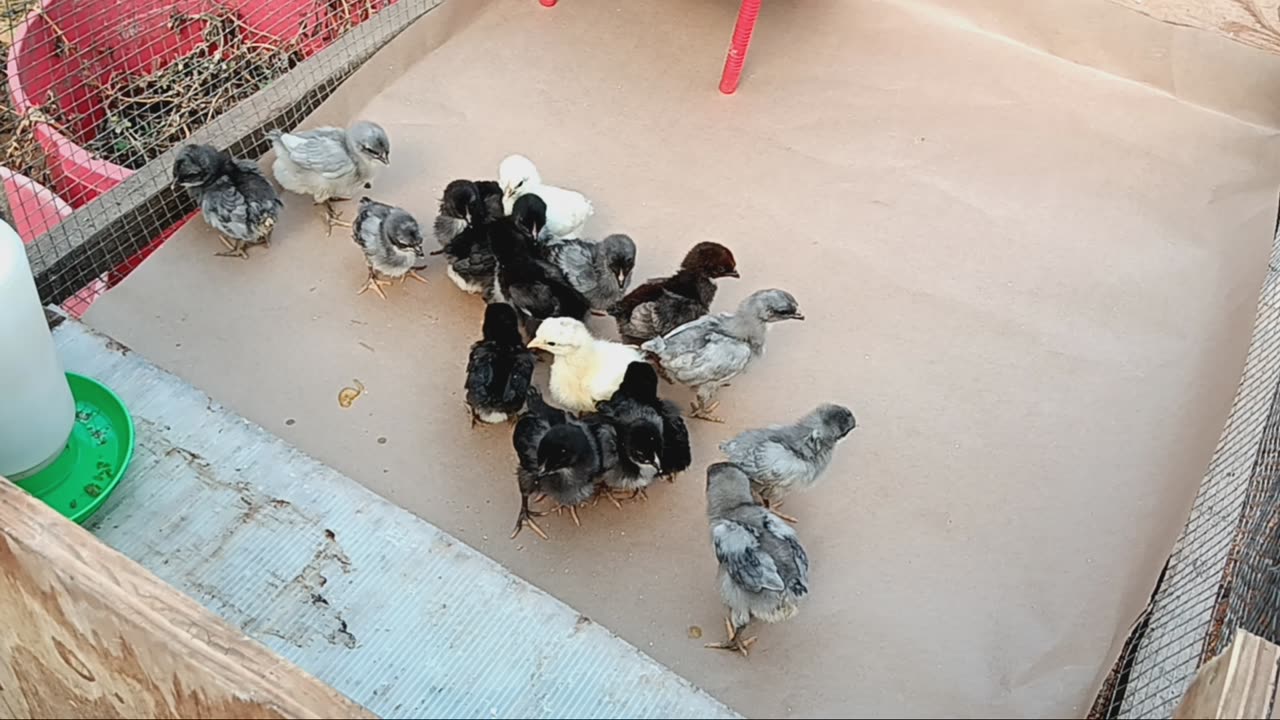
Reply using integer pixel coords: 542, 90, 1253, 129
719, 0, 762, 94
540, 0, 557, 7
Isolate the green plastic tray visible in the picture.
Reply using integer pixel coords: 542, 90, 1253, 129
15, 373, 134, 524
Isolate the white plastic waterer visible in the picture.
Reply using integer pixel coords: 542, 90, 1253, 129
0, 218, 75, 480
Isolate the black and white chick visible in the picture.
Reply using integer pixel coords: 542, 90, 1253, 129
704, 461, 809, 658
493, 194, 591, 336
464, 303, 537, 426
511, 386, 618, 539
642, 289, 804, 423
610, 242, 739, 345
172, 144, 283, 259
592, 366, 665, 505
267, 120, 389, 230
351, 197, 427, 299
433, 220, 500, 300
433, 178, 505, 248
719, 403, 857, 523
541, 233, 637, 315
595, 362, 691, 494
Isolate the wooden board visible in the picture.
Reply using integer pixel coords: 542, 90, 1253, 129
1174, 629, 1280, 719
0, 476, 375, 719
1109, 0, 1280, 55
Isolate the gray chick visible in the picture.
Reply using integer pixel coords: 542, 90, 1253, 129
704, 461, 809, 658
267, 120, 390, 230
642, 289, 804, 423
720, 403, 857, 523
540, 233, 637, 314
352, 197, 427, 300
172, 144, 283, 260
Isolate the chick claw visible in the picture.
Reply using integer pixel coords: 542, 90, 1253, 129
357, 274, 393, 300
214, 236, 249, 260
705, 617, 756, 658
511, 508, 549, 540
553, 504, 582, 527
324, 202, 352, 236
690, 400, 725, 424
404, 269, 429, 285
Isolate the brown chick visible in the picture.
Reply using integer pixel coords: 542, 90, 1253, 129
607, 242, 739, 345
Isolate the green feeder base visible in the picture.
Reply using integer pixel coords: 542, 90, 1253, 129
15, 373, 135, 524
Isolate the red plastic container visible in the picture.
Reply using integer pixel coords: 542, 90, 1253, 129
0, 167, 104, 317
6, 0, 390, 286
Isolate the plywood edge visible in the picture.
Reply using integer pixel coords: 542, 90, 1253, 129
0, 476, 376, 719
1174, 629, 1280, 719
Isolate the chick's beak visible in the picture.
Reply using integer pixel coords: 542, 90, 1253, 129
527, 338, 547, 351
789, 311, 806, 320
725, 269, 740, 278
377, 152, 389, 165
616, 270, 628, 287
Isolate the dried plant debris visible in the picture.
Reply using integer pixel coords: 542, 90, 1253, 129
76, 10, 304, 170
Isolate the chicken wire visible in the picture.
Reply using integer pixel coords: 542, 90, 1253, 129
2, 0, 433, 314
1092, 201, 1280, 719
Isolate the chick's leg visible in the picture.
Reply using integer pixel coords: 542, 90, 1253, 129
552, 503, 582, 527
705, 616, 757, 658
323, 200, 352, 236
592, 485, 624, 510
762, 497, 799, 524
511, 495, 549, 540
689, 386, 725, 423
214, 236, 249, 260
357, 268, 392, 300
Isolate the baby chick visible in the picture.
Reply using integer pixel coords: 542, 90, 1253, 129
597, 362, 691, 488
594, 366, 666, 504
720, 403, 857, 523
498, 154, 593, 240
642, 289, 804, 423
267, 120, 390, 229
492, 195, 591, 335
610, 242, 739, 345
542, 233, 637, 314
528, 317, 643, 414
465, 303, 537, 425
172, 144, 283, 259
704, 462, 809, 657
433, 221, 499, 299
351, 197, 426, 299
511, 386, 618, 538
434, 179, 504, 248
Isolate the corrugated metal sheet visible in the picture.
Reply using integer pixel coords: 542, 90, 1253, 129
54, 319, 740, 720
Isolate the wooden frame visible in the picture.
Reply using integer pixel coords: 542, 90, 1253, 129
1174, 629, 1280, 719
0, 477, 374, 719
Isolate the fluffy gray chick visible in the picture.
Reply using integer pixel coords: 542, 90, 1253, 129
541, 233, 637, 312
267, 121, 389, 229
704, 461, 809, 658
352, 197, 426, 300
172, 144, 282, 260
642, 289, 804, 423
720, 403, 857, 522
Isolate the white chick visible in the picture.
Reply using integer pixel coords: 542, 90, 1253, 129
498, 154, 593, 240
527, 317, 643, 413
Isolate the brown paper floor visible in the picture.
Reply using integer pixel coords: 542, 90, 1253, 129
83, 0, 1280, 715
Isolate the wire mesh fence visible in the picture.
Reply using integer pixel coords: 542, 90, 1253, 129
0, 0, 430, 316
1092, 206, 1280, 718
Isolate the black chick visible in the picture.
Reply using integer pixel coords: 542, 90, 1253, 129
172, 144, 283, 259
603, 361, 692, 484
465, 303, 536, 426
493, 194, 591, 337
511, 386, 618, 539
593, 363, 669, 504
434, 179, 506, 248
610, 241, 739, 345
